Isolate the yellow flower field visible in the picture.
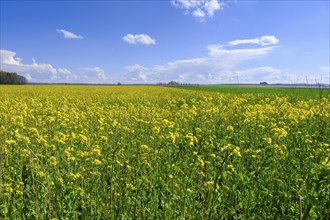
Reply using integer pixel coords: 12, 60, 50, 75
0, 85, 329, 219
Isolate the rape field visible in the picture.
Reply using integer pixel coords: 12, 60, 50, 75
0, 85, 329, 219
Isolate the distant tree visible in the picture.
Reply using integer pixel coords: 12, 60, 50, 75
167, 81, 180, 86
117, 82, 122, 85
260, 82, 268, 85
0, 71, 28, 84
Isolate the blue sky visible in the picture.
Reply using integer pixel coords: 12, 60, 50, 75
1, 0, 329, 84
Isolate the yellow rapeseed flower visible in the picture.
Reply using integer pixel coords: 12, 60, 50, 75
226, 125, 234, 132
49, 156, 57, 166
100, 135, 108, 141
92, 159, 102, 165
37, 171, 46, 178
272, 127, 288, 139
92, 146, 101, 156
58, 177, 64, 186
227, 164, 236, 172
126, 183, 136, 190
23, 136, 31, 145
140, 145, 149, 151
204, 181, 214, 187
5, 140, 16, 145
152, 126, 161, 134
262, 137, 272, 144
321, 157, 330, 168
198, 157, 205, 167
79, 134, 88, 142
232, 147, 242, 157
68, 156, 76, 161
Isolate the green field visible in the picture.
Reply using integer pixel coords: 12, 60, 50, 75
180, 84, 330, 98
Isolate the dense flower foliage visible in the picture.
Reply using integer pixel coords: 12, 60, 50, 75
0, 85, 329, 219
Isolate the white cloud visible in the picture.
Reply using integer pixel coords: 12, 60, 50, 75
206, 45, 277, 67
124, 37, 280, 83
204, 0, 221, 17
124, 64, 150, 82
234, 67, 292, 83
192, 8, 205, 18
56, 29, 83, 39
0, 49, 22, 65
82, 67, 107, 81
24, 73, 32, 81
58, 67, 76, 79
0, 49, 112, 83
171, 0, 223, 20
171, 0, 201, 9
318, 66, 330, 84
123, 34, 156, 45
0, 49, 82, 83
124, 62, 330, 84
0, 49, 57, 81
320, 66, 330, 74
228, 36, 279, 46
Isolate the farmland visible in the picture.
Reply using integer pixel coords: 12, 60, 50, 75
0, 85, 329, 219
181, 84, 330, 97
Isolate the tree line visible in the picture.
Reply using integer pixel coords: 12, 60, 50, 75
0, 70, 28, 84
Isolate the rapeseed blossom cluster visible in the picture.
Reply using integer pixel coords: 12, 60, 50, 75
0, 85, 329, 219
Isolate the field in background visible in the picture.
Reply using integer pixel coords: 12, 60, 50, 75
180, 84, 330, 97
1, 85, 329, 219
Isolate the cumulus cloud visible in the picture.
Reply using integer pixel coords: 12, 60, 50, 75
24, 73, 32, 81
228, 36, 279, 46
56, 29, 83, 39
204, 0, 221, 17
123, 34, 156, 45
0, 49, 57, 81
124, 65, 292, 84
192, 8, 205, 18
82, 67, 107, 81
57, 67, 78, 80
0, 49, 22, 65
206, 44, 277, 66
124, 64, 150, 82
234, 67, 292, 83
235, 66, 329, 85
0, 49, 82, 82
124, 37, 280, 83
171, 0, 222, 20
0, 49, 112, 83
